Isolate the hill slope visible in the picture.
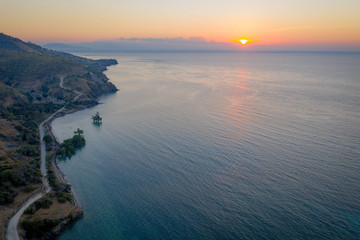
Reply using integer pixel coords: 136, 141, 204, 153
0, 33, 118, 238
0, 33, 118, 102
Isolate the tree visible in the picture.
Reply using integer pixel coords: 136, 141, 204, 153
74, 128, 84, 136
43, 134, 53, 144
91, 112, 102, 124
56, 130, 85, 158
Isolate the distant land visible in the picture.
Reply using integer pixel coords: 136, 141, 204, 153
44, 37, 237, 53
0, 33, 117, 240
43, 37, 360, 53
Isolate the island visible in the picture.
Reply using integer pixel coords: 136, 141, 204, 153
0, 33, 118, 240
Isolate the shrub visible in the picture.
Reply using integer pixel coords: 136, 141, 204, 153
22, 219, 59, 238
24, 207, 34, 214
0, 170, 25, 186
34, 198, 53, 209
43, 134, 53, 144
0, 189, 16, 204
17, 145, 39, 157
23, 185, 35, 192
57, 196, 66, 203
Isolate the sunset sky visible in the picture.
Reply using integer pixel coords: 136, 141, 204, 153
1, 0, 360, 50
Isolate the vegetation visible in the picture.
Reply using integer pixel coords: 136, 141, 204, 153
91, 111, 102, 124
34, 198, 53, 209
43, 134, 53, 144
0, 49, 80, 86
56, 129, 86, 157
23, 184, 35, 192
24, 207, 35, 215
17, 145, 39, 157
56, 191, 72, 203
0, 33, 118, 104
0, 84, 58, 205
45, 154, 59, 191
0, 185, 16, 204
0, 32, 116, 236
43, 134, 53, 151
22, 218, 59, 239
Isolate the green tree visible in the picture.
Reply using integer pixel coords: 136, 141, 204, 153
91, 112, 102, 124
56, 130, 85, 158
43, 134, 53, 144
74, 128, 84, 135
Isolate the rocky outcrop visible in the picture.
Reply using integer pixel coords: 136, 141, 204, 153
46, 209, 84, 240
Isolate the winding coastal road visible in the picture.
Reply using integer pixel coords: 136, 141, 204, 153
5, 77, 82, 240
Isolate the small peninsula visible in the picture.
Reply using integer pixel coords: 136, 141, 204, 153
0, 33, 118, 240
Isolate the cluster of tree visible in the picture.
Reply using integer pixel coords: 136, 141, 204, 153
1, 102, 62, 123
0, 185, 16, 204
56, 128, 85, 157
56, 191, 72, 203
34, 198, 53, 209
15, 123, 39, 145
43, 134, 52, 144
17, 145, 39, 157
0, 154, 41, 204
45, 154, 59, 191
0, 84, 61, 205
22, 219, 59, 239
43, 134, 53, 151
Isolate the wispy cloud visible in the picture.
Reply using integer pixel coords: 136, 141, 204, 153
45, 37, 238, 52
272, 25, 341, 32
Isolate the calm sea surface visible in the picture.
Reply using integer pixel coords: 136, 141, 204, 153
52, 52, 360, 240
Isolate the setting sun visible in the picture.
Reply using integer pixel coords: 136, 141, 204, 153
232, 38, 258, 45
240, 39, 248, 45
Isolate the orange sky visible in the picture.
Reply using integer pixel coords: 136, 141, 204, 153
1, 0, 360, 49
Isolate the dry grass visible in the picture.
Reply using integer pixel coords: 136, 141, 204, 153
64, 77, 91, 95
0, 119, 19, 153
0, 119, 19, 137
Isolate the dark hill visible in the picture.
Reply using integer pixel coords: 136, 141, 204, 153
0, 33, 117, 69
0, 33, 118, 102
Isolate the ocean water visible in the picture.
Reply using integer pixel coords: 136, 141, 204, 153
52, 52, 360, 240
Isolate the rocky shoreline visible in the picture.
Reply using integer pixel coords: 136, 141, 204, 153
37, 83, 118, 239
15, 99, 110, 240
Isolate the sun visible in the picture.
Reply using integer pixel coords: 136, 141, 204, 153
232, 37, 258, 46
239, 39, 248, 45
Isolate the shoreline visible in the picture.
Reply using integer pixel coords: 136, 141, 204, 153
38, 78, 117, 239
41, 90, 115, 238
20, 101, 101, 240
45, 104, 96, 206
5, 78, 114, 240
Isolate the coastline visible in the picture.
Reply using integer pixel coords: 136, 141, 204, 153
5, 82, 116, 240
45, 104, 96, 206
0, 34, 120, 239
18, 98, 107, 240
39, 88, 117, 238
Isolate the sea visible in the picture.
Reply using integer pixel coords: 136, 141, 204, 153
52, 52, 360, 240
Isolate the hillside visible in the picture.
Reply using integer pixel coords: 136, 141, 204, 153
0, 33, 117, 103
0, 33, 118, 239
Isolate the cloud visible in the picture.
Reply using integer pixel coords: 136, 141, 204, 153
43, 37, 360, 53
44, 37, 239, 52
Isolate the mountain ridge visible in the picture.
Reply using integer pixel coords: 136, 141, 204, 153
0, 33, 118, 103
